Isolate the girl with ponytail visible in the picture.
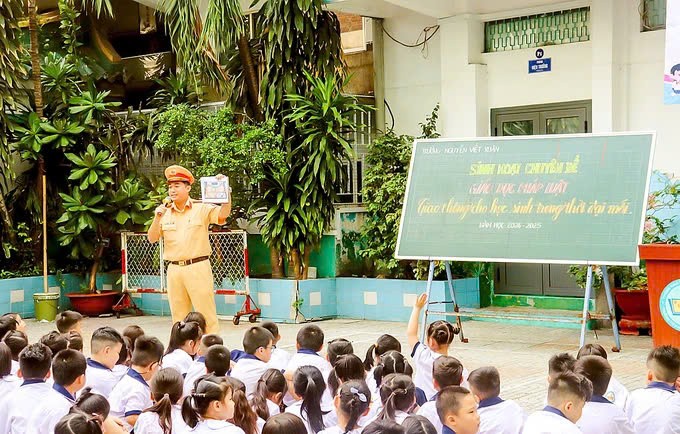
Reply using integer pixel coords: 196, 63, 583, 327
376, 374, 417, 425
285, 365, 336, 434
134, 368, 188, 434
327, 354, 366, 398
318, 380, 371, 434
72, 387, 126, 434
251, 369, 287, 421
54, 410, 104, 434
181, 374, 244, 433
362, 335, 401, 398
163, 321, 203, 376
225, 377, 260, 434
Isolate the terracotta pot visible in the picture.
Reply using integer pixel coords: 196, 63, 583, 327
66, 291, 118, 316
614, 289, 650, 319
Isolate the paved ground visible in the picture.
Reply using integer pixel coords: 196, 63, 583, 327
23, 315, 653, 412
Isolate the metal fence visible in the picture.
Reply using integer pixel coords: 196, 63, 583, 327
121, 230, 249, 295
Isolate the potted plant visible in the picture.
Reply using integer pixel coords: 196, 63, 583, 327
609, 266, 651, 335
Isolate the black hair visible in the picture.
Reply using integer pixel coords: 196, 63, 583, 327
132, 335, 164, 367
182, 374, 233, 428
55, 410, 103, 434
205, 345, 231, 376
117, 336, 132, 366
53, 349, 87, 386
436, 386, 472, 423
228, 377, 259, 434
55, 310, 83, 333
201, 334, 224, 348
90, 327, 124, 354
672, 63, 680, 75
433, 356, 463, 388
402, 415, 438, 434
66, 331, 84, 352
647, 345, 680, 383
165, 321, 202, 356
548, 352, 576, 376
74, 387, 111, 419
262, 413, 308, 434
122, 325, 145, 350
337, 380, 371, 433
364, 334, 401, 370
39, 331, 69, 357
293, 365, 328, 433
378, 373, 416, 421
252, 368, 287, 420
426, 320, 458, 347
574, 355, 612, 396
19, 342, 52, 379
296, 324, 324, 352
361, 419, 405, 434
547, 372, 593, 404
373, 350, 413, 388
145, 368, 184, 434
261, 321, 279, 339
2, 329, 28, 361
0, 342, 11, 378
0, 315, 18, 340
243, 326, 274, 354
328, 354, 366, 398
327, 338, 354, 366
577, 343, 607, 360
467, 366, 500, 400
184, 312, 207, 333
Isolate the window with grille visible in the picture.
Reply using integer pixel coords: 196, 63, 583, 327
641, 0, 666, 31
484, 7, 590, 53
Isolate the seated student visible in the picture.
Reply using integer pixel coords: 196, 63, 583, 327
262, 321, 291, 371
72, 387, 127, 434
407, 294, 465, 400
0, 342, 19, 395
84, 326, 125, 398
113, 336, 132, 379
182, 374, 245, 433
55, 310, 83, 334
402, 415, 438, 434
365, 351, 418, 423
0, 313, 22, 339
522, 372, 592, 434
185, 311, 208, 335
40, 330, 69, 357
284, 325, 332, 405
2, 329, 27, 375
122, 324, 145, 351
108, 335, 164, 431
184, 334, 226, 396
417, 356, 465, 433
361, 419, 405, 434
134, 367, 190, 434
65, 331, 84, 352
328, 354, 366, 399
363, 334, 401, 399
467, 366, 526, 434
263, 413, 308, 434
162, 320, 202, 376
626, 345, 680, 433
27, 349, 87, 434
319, 380, 371, 434
231, 326, 275, 396
374, 373, 416, 425
1, 343, 53, 433
227, 377, 261, 434
285, 365, 337, 434
577, 343, 629, 408
574, 356, 633, 434
436, 386, 480, 434
252, 368, 287, 422
54, 410, 105, 434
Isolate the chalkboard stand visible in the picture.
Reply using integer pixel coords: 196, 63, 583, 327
420, 260, 469, 344
579, 264, 622, 352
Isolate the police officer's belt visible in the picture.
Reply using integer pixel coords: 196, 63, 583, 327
169, 256, 210, 266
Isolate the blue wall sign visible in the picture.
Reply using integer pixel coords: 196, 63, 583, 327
660, 279, 680, 331
529, 58, 551, 74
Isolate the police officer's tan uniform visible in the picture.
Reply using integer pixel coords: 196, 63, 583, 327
159, 166, 220, 334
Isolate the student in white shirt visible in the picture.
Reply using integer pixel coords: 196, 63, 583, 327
417, 356, 465, 433
522, 371, 592, 434
109, 335, 164, 431
625, 345, 680, 434
0, 342, 19, 396
577, 343, 629, 408
436, 386, 480, 434
286, 365, 337, 433
84, 326, 125, 398
402, 415, 438, 434
27, 349, 87, 434
363, 334, 401, 399
284, 325, 332, 406
251, 368, 287, 421
407, 293, 463, 400
184, 334, 225, 396
1, 343, 54, 434
319, 380, 371, 434
468, 366, 526, 434
187, 344, 232, 396
262, 413, 309, 434
326, 354, 366, 406
573, 356, 633, 434
372, 373, 417, 425
2, 329, 27, 376
163, 320, 202, 376
135, 367, 190, 434
182, 374, 246, 433
227, 376, 262, 434
71, 387, 127, 434
262, 322, 292, 371
231, 326, 275, 397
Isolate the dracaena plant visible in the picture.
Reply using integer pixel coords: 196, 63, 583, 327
65, 143, 116, 190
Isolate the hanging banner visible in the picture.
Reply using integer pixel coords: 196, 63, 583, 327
665, 0, 680, 104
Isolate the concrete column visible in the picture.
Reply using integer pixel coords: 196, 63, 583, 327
372, 18, 387, 134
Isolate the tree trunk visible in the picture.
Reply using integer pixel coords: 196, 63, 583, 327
301, 246, 311, 280
269, 246, 284, 278
0, 191, 16, 247
237, 34, 263, 122
89, 241, 106, 292
290, 248, 303, 280
27, 0, 43, 118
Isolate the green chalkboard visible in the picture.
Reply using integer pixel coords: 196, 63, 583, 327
395, 133, 655, 265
